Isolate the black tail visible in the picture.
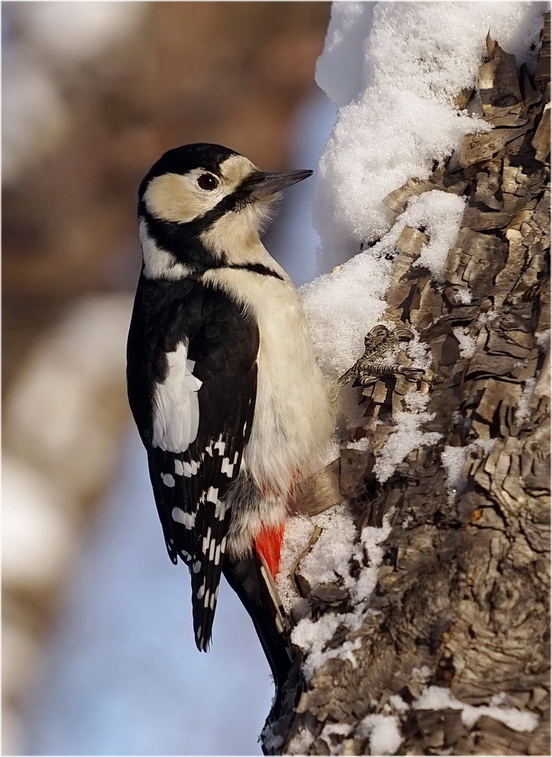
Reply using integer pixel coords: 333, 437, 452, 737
223, 551, 299, 701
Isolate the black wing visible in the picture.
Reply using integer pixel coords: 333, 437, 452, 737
127, 277, 259, 650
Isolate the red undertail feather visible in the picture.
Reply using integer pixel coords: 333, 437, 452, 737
254, 523, 285, 577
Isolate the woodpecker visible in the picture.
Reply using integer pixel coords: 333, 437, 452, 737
126, 143, 335, 691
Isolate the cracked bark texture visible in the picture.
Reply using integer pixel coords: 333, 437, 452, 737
263, 17, 550, 756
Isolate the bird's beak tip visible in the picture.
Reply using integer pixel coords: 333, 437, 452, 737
245, 169, 313, 199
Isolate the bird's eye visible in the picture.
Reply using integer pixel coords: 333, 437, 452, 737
197, 173, 219, 191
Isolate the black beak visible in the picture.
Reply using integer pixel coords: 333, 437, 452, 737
242, 169, 313, 200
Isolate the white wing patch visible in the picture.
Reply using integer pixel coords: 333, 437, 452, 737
152, 341, 203, 452
172, 507, 196, 529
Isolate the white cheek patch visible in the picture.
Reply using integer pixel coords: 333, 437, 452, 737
152, 342, 203, 452
143, 172, 223, 224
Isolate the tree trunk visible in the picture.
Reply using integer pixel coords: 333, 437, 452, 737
263, 15, 550, 756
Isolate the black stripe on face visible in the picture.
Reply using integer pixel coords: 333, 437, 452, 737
199, 183, 251, 225
138, 175, 253, 258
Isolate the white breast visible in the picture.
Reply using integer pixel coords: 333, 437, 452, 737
152, 341, 203, 453
203, 263, 335, 496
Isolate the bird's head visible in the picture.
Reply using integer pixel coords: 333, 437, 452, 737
137, 143, 312, 277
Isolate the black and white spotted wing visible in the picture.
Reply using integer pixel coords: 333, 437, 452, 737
127, 276, 259, 651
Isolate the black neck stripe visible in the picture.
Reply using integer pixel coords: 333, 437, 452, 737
139, 212, 284, 281
225, 263, 284, 280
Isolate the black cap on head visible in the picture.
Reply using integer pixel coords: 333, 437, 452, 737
138, 143, 239, 198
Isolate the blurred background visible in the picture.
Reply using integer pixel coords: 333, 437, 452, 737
2, 2, 337, 754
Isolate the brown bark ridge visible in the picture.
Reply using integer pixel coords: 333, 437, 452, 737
262, 15, 550, 756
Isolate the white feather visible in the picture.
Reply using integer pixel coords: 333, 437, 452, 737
140, 220, 194, 280
152, 342, 203, 452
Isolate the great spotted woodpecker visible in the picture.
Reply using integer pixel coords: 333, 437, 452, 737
126, 143, 334, 691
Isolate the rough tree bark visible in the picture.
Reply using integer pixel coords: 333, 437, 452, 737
263, 15, 550, 756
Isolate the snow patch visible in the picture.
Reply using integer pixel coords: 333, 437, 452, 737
292, 616, 363, 681
441, 446, 469, 501
389, 694, 410, 713
516, 378, 536, 425
455, 287, 473, 305
441, 439, 497, 502
298, 506, 360, 588
301, 252, 393, 378
405, 331, 433, 372
415, 685, 539, 732
409, 192, 465, 280
453, 326, 477, 359
275, 514, 316, 613
286, 727, 315, 755
535, 329, 550, 351
358, 713, 403, 756
319, 721, 354, 755
476, 310, 500, 326
374, 393, 442, 483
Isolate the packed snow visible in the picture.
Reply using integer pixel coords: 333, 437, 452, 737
441, 438, 497, 503
515, 377, 537, 425
535, 329, 550, 351
301, 189, 465, 378
358, 713, 403, 756
453, 326, 477, 359
313, 1, 544, 271
373, 392, 442, 483
414, 685, 539, 732
303, 0, 543, 372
